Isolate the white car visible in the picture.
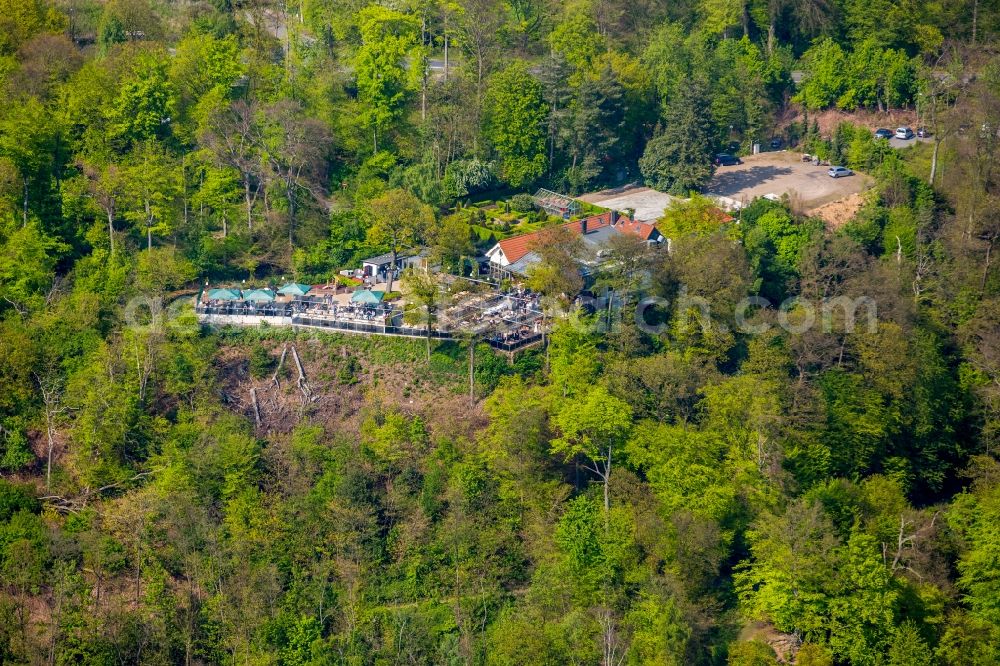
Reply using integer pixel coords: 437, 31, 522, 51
828, 166, 853, 178
895, 127, 914, 140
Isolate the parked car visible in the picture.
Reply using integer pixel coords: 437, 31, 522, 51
917, 127, 930, 137
714, 153, 741, 166
770, 137, 783, 150
828, 166, 854, 178
874, 128, 894, 140
895, 127, 915, 140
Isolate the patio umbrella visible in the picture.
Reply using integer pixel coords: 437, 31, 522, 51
244, 288, 276, 302
207, 288, 242, 300
278, 282, 312, 297
350, 289, 385, 304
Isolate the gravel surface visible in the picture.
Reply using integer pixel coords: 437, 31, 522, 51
706, 151, 872, 210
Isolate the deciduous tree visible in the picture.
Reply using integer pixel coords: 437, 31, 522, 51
366, 188, 434, 294
483, 63, 548, 188
551, 385, 633, 512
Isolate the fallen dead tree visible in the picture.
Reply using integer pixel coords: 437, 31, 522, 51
250, 387, 262, 426
291, 345, 311, 399
40, 469, 159, 513
272, 344, 288, 389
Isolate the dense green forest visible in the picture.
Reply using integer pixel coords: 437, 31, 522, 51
2, 0, 1000, 663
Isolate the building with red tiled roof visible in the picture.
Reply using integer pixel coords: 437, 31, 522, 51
491, 212, 612, 265
614, 218, 662, 242
485, 211, 664, 276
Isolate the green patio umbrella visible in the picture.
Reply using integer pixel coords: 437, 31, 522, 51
243, 288, 276, 302
207, 288, 242, 300
350, 289, 385, 304
278, 282, 312, 297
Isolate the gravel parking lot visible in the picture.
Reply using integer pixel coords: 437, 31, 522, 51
577, 186, 679, 221
706, 151, 872, 210
888, 135, 933, 150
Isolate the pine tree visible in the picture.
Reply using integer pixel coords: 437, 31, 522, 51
639, 81, 716, 194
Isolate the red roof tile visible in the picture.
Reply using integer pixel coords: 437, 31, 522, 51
709, 208, 735, 224
496, 212, 619, 263
615, 218, 661, 240
493, 211, 667, 264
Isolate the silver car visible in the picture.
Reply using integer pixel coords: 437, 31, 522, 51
828, 166, 853, 178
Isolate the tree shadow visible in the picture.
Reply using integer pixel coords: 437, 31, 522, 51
708, 166, 795, 196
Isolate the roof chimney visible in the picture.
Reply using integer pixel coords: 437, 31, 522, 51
580, 216, 588, 234
611, 209, 618, 225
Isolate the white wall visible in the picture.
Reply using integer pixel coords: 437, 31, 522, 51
199, 314, 294, 327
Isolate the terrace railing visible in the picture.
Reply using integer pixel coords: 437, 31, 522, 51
196, 304, 541, 351
487, 334, 544, 352
293, 316, 452, 340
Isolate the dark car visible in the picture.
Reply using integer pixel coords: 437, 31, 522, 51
714, 153, 741, 166
874, 128, 894, 140
769, 137, 783, 150
917, 127, 931, 138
